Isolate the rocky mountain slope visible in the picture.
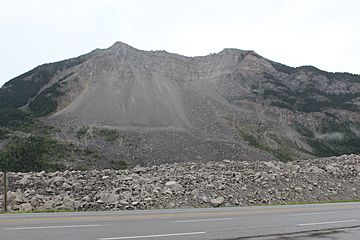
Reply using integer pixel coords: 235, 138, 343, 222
1, 42, 360, 168
1, 154, 359, 212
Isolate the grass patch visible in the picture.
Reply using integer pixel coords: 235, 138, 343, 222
2, 199, 360, 214
237, 128, 263, 149
271, 148, 293, 162
0, 209, 78, 214
259, 199, 360, 207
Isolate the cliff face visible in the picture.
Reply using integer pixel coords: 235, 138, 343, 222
1, 42, 360, 167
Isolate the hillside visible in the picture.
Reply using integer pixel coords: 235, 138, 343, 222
1, 42, 360, 169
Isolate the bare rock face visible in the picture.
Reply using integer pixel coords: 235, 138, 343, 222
1, 154, 360, 212
2, 41, 360, 167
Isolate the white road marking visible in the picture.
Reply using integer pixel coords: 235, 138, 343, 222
99, 231, 206, 239
4, 224, 110, 231
298, 219, 357, 226
290, 211, 336, 216
174, 217, 241, 223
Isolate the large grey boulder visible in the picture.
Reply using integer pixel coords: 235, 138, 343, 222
19, 203, 32, 212
164, 181, 183, 193
211, 196, 225, 207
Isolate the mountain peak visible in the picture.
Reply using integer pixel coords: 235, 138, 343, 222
108, 41, 136, 51
220, 48, 253, 55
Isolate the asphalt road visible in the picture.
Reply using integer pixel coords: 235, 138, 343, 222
1, 202, 360, 240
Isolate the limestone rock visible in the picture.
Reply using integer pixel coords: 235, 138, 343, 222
211, 196, 225, 207
2, 154, 360, 212
19, 203, 33, 212
133, 165, 147, 174
164, 181, 183, 192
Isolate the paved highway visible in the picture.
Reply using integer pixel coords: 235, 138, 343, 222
1, 202, 360, 240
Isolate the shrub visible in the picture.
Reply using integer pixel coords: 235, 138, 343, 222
98, 129, 119, 143
28, 82, 64, 116
0, 127, 11, 139
0, 108, 34, 129
76, 125, 90, 139
0, 135, 62, 172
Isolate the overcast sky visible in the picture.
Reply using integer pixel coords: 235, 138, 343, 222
1, 0, 359, 87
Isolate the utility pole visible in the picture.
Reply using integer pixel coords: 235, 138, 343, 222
2, 171, 7, 212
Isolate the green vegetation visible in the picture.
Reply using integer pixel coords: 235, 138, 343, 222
0, 53, 124, 172
0, 108, 34, 130
0, 55, 86, 115
98, 129, 119, 143
311, 123, 360, 157
0, 127, 11, 139
258, 199, 360, 207
270, 62, 294, 74
76, 125, 90, 139
295, 65, 334, 78
109, 159, 128, 170
0, 108, 55, 135
2, 199, 360, 215
0, 65, 60, 110
293, 124, 314, 139
0, 209, 77, 215
265, 63, 360, 113
28, 83, 64, 116
0, 67, 53, 110
76, 127, 120, 143
295, 120, 360, 157
270, 62, 360, 83
237, 128, 263, 149
271, 148, 293, 162
0, 108, 68, 172
0, 135, 66, 172
295, 65, 360, 83
264, 87, 360, 113
332, 72, 360, 83
227, 119, 293, 162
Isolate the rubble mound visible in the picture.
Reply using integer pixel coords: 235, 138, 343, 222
1, 154, 360, 212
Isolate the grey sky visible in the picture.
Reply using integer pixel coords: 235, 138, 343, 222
1, 0, 359, 87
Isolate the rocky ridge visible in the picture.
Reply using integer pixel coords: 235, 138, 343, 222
1, 154, 359, 212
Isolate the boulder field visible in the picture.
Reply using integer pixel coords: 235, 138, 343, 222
1, 154, 360, 212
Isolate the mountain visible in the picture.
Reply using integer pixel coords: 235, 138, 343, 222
1, 42, 360, 169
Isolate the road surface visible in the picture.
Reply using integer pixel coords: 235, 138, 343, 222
1, 202, 360, 239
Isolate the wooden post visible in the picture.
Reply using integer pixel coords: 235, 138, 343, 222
3, 171, 7, 212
